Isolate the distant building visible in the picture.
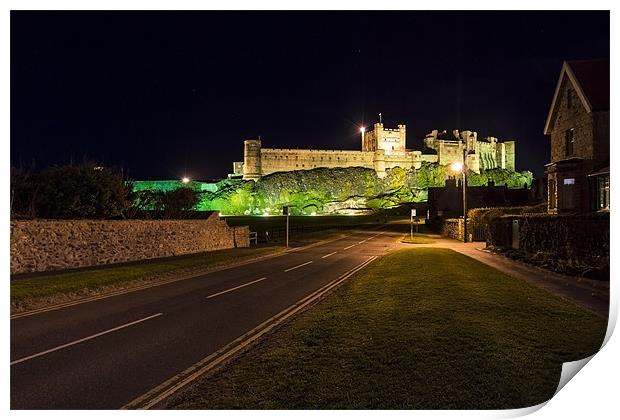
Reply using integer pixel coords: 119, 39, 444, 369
423, 129, 515, 173
427, 179, 530, 219
231, 123, 517, 180
544, 59, 609, 213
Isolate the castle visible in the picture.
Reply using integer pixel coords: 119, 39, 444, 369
231, 123, 515, 180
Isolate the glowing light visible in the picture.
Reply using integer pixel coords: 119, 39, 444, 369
310, 211, 317, 216
450, 162, 463, 173
360, 126, 365, 133
182, 177, 190, 184
262, 212, 269, 217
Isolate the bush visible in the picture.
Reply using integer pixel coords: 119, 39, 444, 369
11, 165, 133, 219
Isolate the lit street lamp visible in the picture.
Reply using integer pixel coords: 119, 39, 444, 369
360, 126, 365, 148
451, 148, 468, 243
182, 177, 190, 184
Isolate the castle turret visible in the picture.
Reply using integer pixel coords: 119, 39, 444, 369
243, 139, 262, 180
373, 149, 386, 178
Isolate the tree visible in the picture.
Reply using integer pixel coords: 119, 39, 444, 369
159, 187, 202, 218
10, 167, 39, 218
33, 165, 133, 219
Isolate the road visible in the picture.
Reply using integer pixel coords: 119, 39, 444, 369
11, 225, 403, 409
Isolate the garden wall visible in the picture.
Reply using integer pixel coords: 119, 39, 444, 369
10, 212, 250, 274
441, 218, 465, 241
487, 212, 609, 264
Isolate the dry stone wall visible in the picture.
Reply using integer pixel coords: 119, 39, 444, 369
11, 213, 250, 274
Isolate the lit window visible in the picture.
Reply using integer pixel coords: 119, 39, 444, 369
598, 176, 610, 210
563, 178, 575, 185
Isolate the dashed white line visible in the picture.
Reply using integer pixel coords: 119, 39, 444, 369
284, 261, 313, 272
321, 251, 337, 259
343, 244, 356, 250
206, 277, 268, 299
11, 313, 164, 366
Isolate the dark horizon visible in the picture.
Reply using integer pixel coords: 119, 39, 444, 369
11, 10, 610, 180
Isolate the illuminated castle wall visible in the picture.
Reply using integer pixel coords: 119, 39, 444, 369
232, 123, 515, 180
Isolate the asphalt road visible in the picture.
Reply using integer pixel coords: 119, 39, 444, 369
11, 225, 403, 409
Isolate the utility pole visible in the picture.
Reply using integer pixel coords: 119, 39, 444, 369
462, 147, 468, 243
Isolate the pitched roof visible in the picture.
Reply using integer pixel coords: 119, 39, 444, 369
543, 59, 609, 135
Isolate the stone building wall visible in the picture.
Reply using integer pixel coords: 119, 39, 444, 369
260, 148, 374, 174
549, 78, 594, 162
10, 213, 250, 274
546, 77, 599, 213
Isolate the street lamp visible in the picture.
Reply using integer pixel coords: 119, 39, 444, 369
450, 149, 468, 243
360, 126, 366, 149
182, 177, 190, 184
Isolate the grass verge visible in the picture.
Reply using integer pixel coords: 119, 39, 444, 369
11, 246, 284, 313
400, 233, 436, 244
168, 248, 606, 409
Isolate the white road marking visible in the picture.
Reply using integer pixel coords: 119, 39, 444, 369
358, 240, 367, 244
321, 251, 337, 259
206, 277, 268, 299
284, 261, 313, 272
343, 244, 356, 250
10, 313, 164, 366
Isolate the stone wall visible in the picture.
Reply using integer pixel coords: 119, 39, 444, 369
441, 218, 465, 241
10, 212, 250, 274
487, 213, 609, 265
260, 148, 374, 174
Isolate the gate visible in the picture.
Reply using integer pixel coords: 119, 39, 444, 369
472, 225, 487, 242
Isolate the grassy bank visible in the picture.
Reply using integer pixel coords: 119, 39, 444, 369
168, 248, 606, 409
11, 246, 284, 312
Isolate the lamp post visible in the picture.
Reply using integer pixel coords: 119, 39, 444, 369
360, 126, 365, 149
450, 147, 468, 243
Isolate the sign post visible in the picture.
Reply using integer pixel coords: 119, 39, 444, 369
283, 206, 289, 248
410, 208, 416, 240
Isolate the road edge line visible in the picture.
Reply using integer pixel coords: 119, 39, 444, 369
121, 255, 378, 410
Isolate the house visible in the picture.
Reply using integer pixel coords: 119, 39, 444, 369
543, 59, 610, 213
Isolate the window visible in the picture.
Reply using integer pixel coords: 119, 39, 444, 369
597, 175, 610, 210
563, 178, 575, 185
565, 129, 574, 157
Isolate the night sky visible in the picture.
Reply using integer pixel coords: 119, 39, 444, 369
11, 11, 609, 180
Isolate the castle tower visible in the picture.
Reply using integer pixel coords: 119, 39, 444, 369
242, 139, 262, 180
373, 149, 386, 178
362, 122, 407, 156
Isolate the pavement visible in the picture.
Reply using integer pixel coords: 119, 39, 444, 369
10, 225, 403, 409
